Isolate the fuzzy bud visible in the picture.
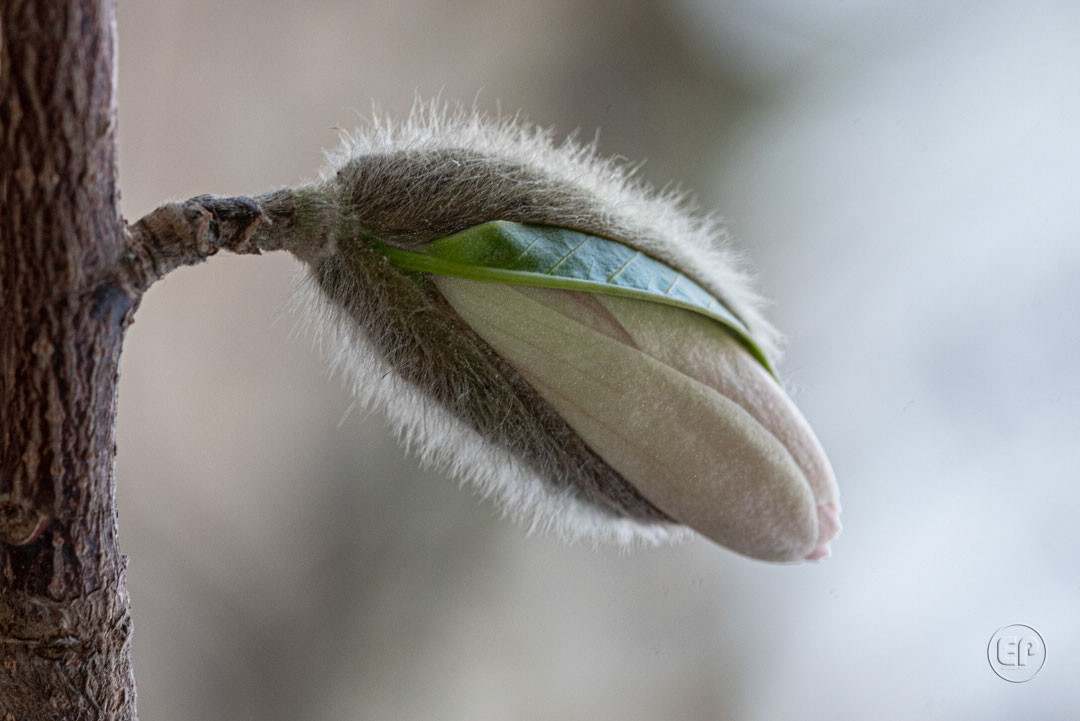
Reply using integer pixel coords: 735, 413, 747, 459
278, 103, 840, 559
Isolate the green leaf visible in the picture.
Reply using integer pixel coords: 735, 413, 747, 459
372, 221, 776, 377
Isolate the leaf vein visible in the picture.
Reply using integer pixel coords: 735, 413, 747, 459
545, 237, 590, 274
606, 251, 640, 282
511, 234, 543, 264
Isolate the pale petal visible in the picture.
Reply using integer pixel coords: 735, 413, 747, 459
593, 294, 842, 556
504, 285, 841, 558
435, 277, 822, 561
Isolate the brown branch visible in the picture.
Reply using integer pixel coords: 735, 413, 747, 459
1, 0, 135, 717
120, 195, 272, 292
0, 1, 316, 713
118, 188, 314, 293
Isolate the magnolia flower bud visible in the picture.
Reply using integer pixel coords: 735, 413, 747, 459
433, 279, 839, 562
281, 103, 840, 560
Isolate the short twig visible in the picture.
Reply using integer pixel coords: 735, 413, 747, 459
120, 194, 279, 294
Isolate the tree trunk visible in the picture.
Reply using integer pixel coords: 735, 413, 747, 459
0, 0, 138, 717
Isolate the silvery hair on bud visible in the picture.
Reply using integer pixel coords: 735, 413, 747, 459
288, 101, 780, 546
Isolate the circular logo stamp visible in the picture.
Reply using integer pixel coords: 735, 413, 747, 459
987, 624, 1045, 682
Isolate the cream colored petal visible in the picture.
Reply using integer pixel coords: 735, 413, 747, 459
502, 285, 841, 558
436, 277, 821, 561
594, 294, 841, 552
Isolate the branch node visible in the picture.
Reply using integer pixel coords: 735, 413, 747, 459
0, 498, 52, 547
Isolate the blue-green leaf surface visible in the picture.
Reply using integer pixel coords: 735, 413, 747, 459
373, 221, 775, 377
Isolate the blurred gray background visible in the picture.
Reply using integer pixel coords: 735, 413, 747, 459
115, 1, 1080, 719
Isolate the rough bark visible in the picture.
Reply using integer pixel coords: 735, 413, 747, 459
0, 1, 136, 717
